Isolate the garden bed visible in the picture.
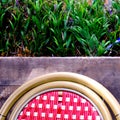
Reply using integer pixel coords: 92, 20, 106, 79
0, 0, 120, 56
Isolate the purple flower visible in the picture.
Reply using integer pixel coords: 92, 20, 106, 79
54, 4, 57, 11
16, 0, 19, 6
109, 9, 113, 15
115, 38, 120, 44
106, 38, 120, 50
106, 44, 113, 50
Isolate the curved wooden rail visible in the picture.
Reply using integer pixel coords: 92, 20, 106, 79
0, 72, 120, 120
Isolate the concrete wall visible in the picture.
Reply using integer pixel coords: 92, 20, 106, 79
0, 57, 120, 108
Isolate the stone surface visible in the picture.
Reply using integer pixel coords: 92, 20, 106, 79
0, 57, 120, 108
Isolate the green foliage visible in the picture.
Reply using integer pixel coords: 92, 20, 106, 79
0, 0, 120, 56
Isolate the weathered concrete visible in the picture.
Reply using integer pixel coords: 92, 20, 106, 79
0, 57, 120, 108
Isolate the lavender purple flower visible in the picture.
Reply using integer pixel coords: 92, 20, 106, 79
106, 38, 120, 50
115, 38, 120, 44
16, 0, 19, 6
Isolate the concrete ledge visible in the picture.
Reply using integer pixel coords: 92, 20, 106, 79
0, 57, 120, 108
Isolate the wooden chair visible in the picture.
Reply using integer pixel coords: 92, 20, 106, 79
0, 72, 120, 120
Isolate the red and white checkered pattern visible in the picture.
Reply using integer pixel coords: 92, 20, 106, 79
17, 91, 102, 120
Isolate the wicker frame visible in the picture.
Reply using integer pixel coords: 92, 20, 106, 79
0, 72, 120, 120
10, 82, 110, 120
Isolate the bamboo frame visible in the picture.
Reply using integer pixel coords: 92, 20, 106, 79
0, 72, 120, 120
9, 81, 111, 120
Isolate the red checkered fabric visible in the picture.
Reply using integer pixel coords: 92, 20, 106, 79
17, 91, 102, 120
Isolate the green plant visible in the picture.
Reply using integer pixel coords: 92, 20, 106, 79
0, 0, 120, 56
